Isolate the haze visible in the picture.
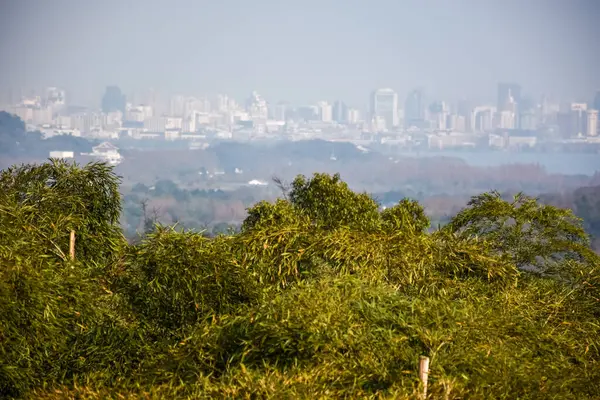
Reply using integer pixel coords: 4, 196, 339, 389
1, 0, 599, 107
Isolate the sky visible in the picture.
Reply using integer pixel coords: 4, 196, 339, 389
0, 0, 599, 108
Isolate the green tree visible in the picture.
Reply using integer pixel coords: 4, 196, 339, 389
0, 159, 125, 397
0, 159, 125, 264
287, 173, 381, 231
445, 191, 597, 274
381, 198, 430, 234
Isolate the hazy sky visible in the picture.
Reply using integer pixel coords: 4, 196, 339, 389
0, 0, 599, 107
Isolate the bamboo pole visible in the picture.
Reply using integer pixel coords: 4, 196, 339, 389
419, 356, 430, 399
69, 230, 76, 260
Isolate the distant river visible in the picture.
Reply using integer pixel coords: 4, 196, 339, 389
396, 151, 600, 176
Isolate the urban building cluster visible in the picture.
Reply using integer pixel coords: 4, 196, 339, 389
2, 84, 600, 155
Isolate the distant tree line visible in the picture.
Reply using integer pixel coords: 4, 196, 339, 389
0, 111, 94, 158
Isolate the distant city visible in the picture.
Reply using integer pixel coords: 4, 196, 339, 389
2, 84, 600, 166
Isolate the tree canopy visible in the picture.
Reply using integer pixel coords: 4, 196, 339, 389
0, 111, 94, 157
1, 163, 599, 399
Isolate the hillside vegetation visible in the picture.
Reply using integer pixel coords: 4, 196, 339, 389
1, 160, 599, 399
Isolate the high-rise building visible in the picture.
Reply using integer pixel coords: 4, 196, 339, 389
497, 83, 521, 127
32, 107, 53, 125
170, 95, 185, 117
332, 101, 348, 123
497, 110, 516, 130
370, 88, 398, 130
519, 110, 538, 131
454, 115, 467, 132
216, 94, 229, 112
456, 100, 472, 132
183, 112, 197, 133
45, 87, 65, 107
571, 103, 588, 137
428, 101, 449, 130
472, 106, 496, 132
317, 101, 333, 122
101, 86, 126, 114
296, 105, 318, 121
272, 102, 288, 121
246, 91, 268, 120
497, 83, 521, 111
593, 91, 600, 112
72, 112, 102, 134
144, 116, 166, 132
587, 109, 598, 137
404, 89, 424, 129
347, 108, 360, 124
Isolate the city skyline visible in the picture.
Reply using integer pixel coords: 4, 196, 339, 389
1, 0, 599, 106
4, 82, 599, 137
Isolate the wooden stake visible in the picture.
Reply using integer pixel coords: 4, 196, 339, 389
69, 230, 76, 260
419, 356, 430, 399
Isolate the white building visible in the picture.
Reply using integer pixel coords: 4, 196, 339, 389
182, 112, 197, 133
45, 87, 65, 107
49, 151, 74, 159
246, 91, 268, 120
144, 116, 166, 132
497, 110, 516, 130
165, 116, 183, 130
40, 127, 81, 138
90, 142, 122, 165
55, 115, 72, 129
72, 113, 102, 134
472, 106, 496, 132
32, 107, 53, 125
216, 94, 229, 112
13, 106, 33, 123
126, 105, 153, 122
248, 179, 268, 186
370, 88, 399, 129
347, 108, 360, 124
428, 132, 475, 149
587, 109, 598, 137
104, 111, 123, 129
165, 129, 181, 141
317, 101, 333, 123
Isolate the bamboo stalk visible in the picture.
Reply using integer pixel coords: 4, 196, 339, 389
419, 356, 430, 399
69, 230, 76, 260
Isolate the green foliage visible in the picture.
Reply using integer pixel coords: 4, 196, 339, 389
0, 160, 125, 397
446, 191, 598, 274
381, 198, 430, 234
242, 199, 307, 232
288, 173, 382, 231
0, 159, 125, 265
120, 226, 257, 332
1, 165, 599, 399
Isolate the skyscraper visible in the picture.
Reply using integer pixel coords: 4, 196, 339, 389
497, 83, 522, 128
101, 86, 126, 114
497, 83, 522, 111
370, 88, 398, 130
317, 101, 333, 123
170, 95, 185, 117
246, 91, 268, 120
571, 103, 588, 137
332, 100, 348, 123
404, 89, 424, 129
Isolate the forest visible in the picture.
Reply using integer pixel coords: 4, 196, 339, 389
1, 159, 599, 399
